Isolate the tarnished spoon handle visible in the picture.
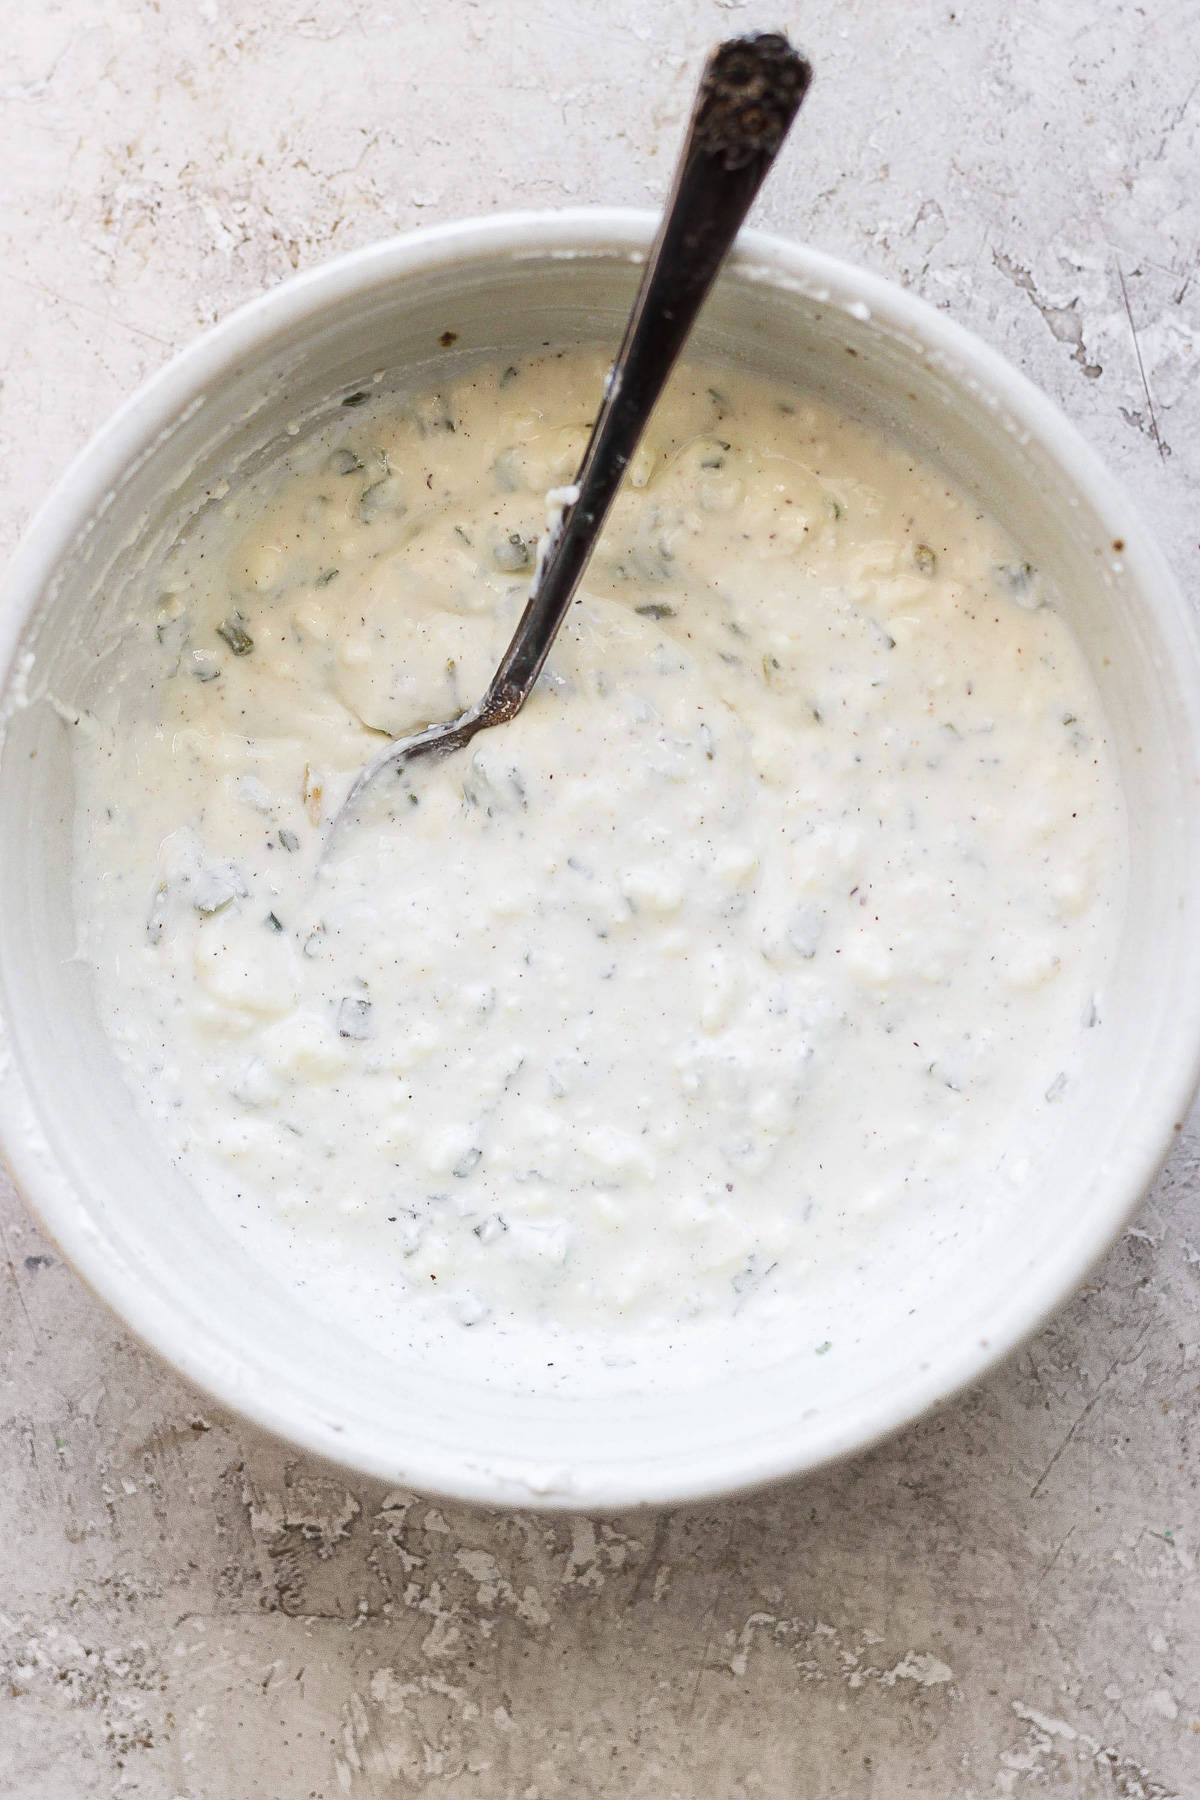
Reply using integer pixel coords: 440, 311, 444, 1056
478, 32, 812, 724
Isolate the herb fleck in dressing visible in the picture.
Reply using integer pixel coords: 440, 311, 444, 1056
73, 353, 1124, 1347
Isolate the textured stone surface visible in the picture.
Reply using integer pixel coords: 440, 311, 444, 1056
2, 3, 1200, 1795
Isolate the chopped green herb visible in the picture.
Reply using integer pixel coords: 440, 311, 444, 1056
265, 912, 284, 933
492, 531, 534, 572
815, 1340, 832, 1356
278, 828, 300, 853
913, 543, 937, 575
357, 475, 405, 523
453, 1146, 483, 1178
635, 603, 676, 620
315, 567, 340, 587
341, 389, 370, 408
192, 864, 247, 915
217, 614, 254, 656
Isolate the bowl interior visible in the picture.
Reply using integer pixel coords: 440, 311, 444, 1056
2, 216, 1199, 1506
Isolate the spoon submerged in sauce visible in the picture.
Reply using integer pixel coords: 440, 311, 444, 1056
332, 32, 811, 835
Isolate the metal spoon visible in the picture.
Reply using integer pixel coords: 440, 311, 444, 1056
332, 31, 811, 833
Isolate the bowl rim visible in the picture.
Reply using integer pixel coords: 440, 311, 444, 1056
4, 205, 1200, 1510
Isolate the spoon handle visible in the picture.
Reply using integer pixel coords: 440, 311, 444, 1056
478, 33, 812, 724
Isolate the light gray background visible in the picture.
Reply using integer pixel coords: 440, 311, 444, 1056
2, 3, 1199, 1795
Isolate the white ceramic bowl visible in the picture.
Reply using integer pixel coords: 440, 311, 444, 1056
3, 210, 1200, 1509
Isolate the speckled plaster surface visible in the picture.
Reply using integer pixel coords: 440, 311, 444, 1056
2, 3, 1200, 1795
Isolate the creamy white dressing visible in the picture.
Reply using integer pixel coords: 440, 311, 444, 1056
71, 352, 1125, 1365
